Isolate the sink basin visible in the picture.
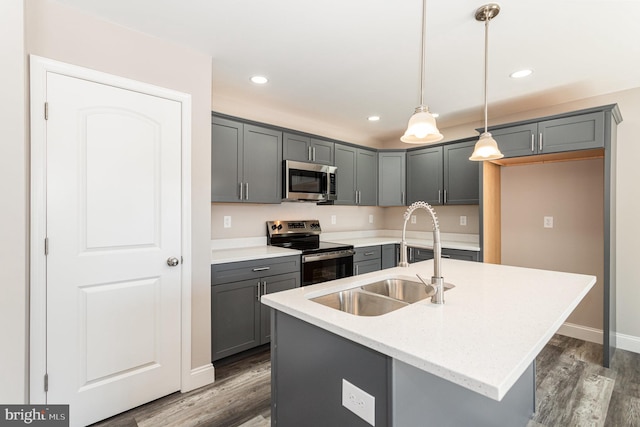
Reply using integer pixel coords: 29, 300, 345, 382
361, 278, 435, 303
310, 289, 408, 316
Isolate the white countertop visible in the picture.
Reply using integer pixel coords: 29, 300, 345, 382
211, 245, 301, 264
327, 236, 480, 252
261, 260, 595, 401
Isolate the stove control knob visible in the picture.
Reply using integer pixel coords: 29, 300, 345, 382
271, 224, 277, 230
277, 224, 283, 230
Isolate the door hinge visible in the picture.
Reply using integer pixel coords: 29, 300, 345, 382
44, 102, 49, 120
44, 373, 49, 392
44, 237, 49, 256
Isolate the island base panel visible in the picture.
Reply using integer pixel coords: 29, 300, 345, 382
393, 359, 535, 426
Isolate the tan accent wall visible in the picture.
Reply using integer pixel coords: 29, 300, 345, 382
25, 0, 213, 368
501, 159, 604, 329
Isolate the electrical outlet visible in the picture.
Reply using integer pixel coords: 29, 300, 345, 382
369, 214, 374, 224
223, 216, 231, 228
544, 216, 554, 228
331, 215, 337, 225
342, 379, 375, 426
411, 215, 417, 224
460, 215, 467, 226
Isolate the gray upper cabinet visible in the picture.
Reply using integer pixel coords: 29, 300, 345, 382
283, 132, 334, 165
335, 144, 378, 205
212, 116, 282, 203
407, 141, 479, 205
490, 111, 605, 158
406, 147, 442, 205
378, 152, 406, 206
443, 140, 479, 205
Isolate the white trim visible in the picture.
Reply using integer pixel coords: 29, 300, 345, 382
556, 322, 603, 344
28, 55, 212, 404
615, 332, 640, 355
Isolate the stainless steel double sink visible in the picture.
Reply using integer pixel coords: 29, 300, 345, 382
310, 277, 453, 316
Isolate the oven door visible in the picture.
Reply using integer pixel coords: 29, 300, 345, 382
301, 250, 354, 286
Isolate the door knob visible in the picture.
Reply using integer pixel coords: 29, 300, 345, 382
167, 257, 180, 267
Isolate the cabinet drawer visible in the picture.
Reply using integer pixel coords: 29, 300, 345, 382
354, 259, 381, 275
212, 255, 300, 285
353, 245, 382, 263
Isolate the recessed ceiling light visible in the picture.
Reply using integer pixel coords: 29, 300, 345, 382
510, 69, 533, 79
251, 75, 268, 84
431, 113, 440, 118
368, 116, 380, 122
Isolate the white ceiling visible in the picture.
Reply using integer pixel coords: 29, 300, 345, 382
54, 0, 640, 145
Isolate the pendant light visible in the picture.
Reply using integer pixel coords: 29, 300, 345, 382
401, 0, 443, 144
469, 3, 504, 161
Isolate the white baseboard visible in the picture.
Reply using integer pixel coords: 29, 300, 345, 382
181, 363, 215, 393
615, 332, 640, 354
557, 322, 640, 355
557, 322, 603, 344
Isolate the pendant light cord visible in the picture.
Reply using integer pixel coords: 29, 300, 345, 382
420, 0, 426, 107
483, 13, 490, 134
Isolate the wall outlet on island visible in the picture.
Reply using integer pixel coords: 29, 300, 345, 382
331, 215, 336, 225
223, 216, 231, 228
342, 379, 375, 426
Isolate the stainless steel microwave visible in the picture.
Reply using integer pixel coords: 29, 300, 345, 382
283, 160, 337, 202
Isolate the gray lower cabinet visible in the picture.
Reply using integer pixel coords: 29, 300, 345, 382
407, 140, 479, 205
283, 132, 334, 165
378, 152, 406, 206
489, 111, 605, 158
381, 244, 399, 269
211, 116, 282, 203
409, 247, 480, 263
335, 144, 378, 205
353, 245, 382, 275
211, 255, 300, 361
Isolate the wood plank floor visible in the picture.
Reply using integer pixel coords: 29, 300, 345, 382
93, 336, 640, 427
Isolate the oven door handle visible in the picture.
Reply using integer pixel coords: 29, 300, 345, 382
302, 249, 354, 263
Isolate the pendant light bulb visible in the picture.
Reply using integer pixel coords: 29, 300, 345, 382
470, 3, 504, 161
401, 0, 443, 144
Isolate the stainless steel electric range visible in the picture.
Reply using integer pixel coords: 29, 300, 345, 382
266, 220, 354, 286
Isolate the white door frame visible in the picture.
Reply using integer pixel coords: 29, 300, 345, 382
29, 55, 203, 403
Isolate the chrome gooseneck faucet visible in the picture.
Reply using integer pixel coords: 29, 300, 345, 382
399, 201, 445, 304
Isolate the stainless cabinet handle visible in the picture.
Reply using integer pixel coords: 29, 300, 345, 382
308, 146, 313, 162
262, 281, 267, 296
364, 252, 375, 256
355, 264, 359, 275
256, 281, 261, 301
438, 190, 441, 204
312, 147, 316, 162
401, 191, 405, 205
539, 133, 543, 152
252, 266, 270, 272
441, 254, 451, 259
167, 257, 180, 267
239, 182, 244, 200
444, 189, 447, 204
531, 134, 535, 152
245, 182, 249, 200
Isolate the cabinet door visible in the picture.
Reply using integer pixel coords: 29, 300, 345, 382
381, 244, 398, 269
411, 247, 434, 262
491, 123, 537, 158
283, 132, 311, 162
211, 117, 243, 202
406, 147, 442, 205
443, 140, 479, 205
260, 272, 299, 344
356, 148, 378, 205
211, 279, 261, 361
442, 248, 479, 262
378, 152, 406, 206
354, 259, 381, 275
310, 138, 335, 165
334, 144, 357, 205
243, 124, 282, 203
538, 111, 604, 154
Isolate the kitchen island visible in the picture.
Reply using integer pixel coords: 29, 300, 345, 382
261, 259, 596, 426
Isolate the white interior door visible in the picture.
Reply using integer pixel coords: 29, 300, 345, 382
45, 71, 182, 426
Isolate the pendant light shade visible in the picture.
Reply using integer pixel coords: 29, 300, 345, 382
470, 3, 504, 161
401, 0, 443, 144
